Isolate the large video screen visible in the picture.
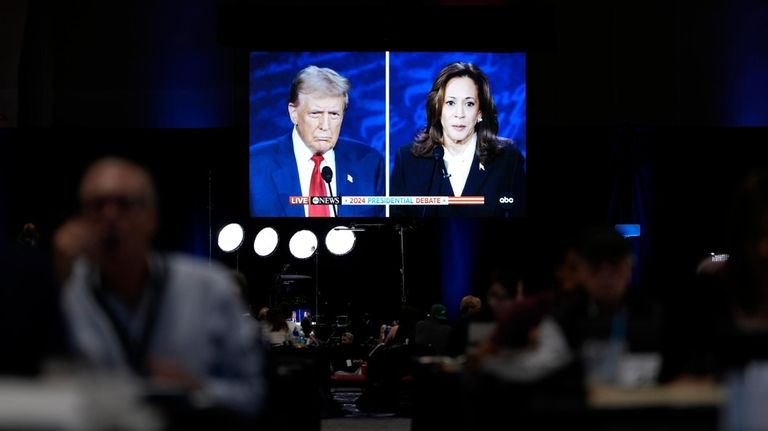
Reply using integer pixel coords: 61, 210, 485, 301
249, 51, 525, 217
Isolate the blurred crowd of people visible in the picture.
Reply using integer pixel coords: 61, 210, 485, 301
4, 158, 768, 429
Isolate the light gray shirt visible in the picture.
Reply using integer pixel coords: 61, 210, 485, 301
61, 253, 265, 416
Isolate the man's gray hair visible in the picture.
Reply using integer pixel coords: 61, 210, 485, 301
289, 65, 350, 109
79, 157, 157, 208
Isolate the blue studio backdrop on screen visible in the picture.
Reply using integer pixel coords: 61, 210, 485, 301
249, 52, 386, 158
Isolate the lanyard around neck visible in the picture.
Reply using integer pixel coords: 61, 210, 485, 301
89, 255, 168, 376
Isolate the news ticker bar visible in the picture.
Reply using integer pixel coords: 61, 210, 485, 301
289, 196, 485, 206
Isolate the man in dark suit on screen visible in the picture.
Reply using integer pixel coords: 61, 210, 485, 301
249, 66, 384, 217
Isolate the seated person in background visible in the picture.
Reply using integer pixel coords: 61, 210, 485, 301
256, 306, 269, 322
475, 300, 573, 381
384, 305, 420, 347
655, 171, 768, 429
278, 302, 302, 338
459, 295, 482, 318
330, 332, 365, 374
551, 227, 661, 386
472, 292, 569, 383
463, 288, 585, 431
54, 158, 265, 417
378, 322, 394, 345
300, 316, 319, 346
446, 269, 521, 357
16, 223, 40, 248
367, 306, 423, 388
341, 332, 354, 345
414, 304, 452, 355
718, 171, 768, 429
721, 171, 768, 328
663, 171, 768, 384
358, 306, 426, 413
263, 309, 294, 347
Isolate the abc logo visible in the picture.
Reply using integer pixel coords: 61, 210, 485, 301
497, 193, 515, 209
311, 197, 320, 204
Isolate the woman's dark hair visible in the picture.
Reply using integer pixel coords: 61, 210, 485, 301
411, 62, 507, 165
266, 309, 288, 333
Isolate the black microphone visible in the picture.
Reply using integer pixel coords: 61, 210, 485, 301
321, 166, 337, 217
422, 147, 442, 217
433, 146, 450, 179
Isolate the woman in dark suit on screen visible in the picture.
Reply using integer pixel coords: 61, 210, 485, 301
390, 62, 525, 217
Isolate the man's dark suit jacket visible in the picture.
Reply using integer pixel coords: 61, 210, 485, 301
249, 133, 385, 217
389, 141, 526, 217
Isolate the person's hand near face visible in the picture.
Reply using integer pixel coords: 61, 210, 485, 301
53, 217, 95, 281
78, 161, 158, 268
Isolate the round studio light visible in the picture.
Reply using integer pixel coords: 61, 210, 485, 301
217, 223, 244, 253
253, 227, 279, 257
289, 230, 318, 259
325, 226, 356, 256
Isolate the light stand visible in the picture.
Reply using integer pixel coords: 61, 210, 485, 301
314, 247, 320, 323
272, 265, 287, 308
347, 223, 412, 305
396, 224, 407, 305
208, 169, 212, 266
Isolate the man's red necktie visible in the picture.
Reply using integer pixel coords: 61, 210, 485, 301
308, 154, 330, 217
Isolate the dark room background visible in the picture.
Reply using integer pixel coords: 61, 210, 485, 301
3, 0, 768, 321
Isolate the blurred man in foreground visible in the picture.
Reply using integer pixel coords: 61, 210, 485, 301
54, 157, 264, 418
